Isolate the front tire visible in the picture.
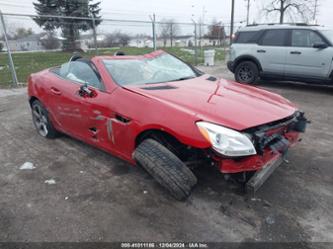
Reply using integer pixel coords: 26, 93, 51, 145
31, 100, 58, 138
235, 61, 259, 84
133, 139, 197, 201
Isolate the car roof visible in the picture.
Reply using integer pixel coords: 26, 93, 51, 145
237, 24, 328, 32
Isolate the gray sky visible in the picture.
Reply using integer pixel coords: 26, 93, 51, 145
0, 0, 332, 35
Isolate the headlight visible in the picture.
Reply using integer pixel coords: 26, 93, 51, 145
196, 121, 256, 157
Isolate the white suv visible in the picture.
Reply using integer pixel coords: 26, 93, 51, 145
227, 24, 333, 84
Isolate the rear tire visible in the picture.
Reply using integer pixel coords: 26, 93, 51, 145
133, 139, 197, 201
235, 61, 259, 84
31, 100, 58, 139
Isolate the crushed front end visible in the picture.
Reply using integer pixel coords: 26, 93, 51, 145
208, 111, 308, 192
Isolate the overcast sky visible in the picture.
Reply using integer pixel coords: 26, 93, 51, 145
0, 0, 332, 35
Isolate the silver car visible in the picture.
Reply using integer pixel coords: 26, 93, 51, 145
227, 24, 333, 84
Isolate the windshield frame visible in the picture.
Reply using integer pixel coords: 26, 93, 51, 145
102, 51, 204, 87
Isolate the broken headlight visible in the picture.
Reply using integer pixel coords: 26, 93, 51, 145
196, 121, 256, 157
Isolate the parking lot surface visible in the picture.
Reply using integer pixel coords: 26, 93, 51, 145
0, 65, 332, 245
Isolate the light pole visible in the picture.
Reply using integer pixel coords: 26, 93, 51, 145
246, 0, 250, 25
230, 0, 235, 45
313, 0, 318, 24
192, 19, 198, 65
150, 13, 156, 50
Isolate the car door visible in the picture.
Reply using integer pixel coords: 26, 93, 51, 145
255, 29, 289, 76
47, 63, 85, 139
285, 29, 332, 78
48, 60, 114, 148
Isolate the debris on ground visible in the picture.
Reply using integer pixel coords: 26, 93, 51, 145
265, 215, 275, 225
263, 200, 272, 208
19, 162, 35, 170
44, 179, 56, 185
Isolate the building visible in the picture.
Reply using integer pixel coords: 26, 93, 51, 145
7, 33, 45, 51
129, 36, 153, 48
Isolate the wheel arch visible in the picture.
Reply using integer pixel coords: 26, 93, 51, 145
135, 128, 184, 148
29, 96, 40, 107
233, 55, 262, 72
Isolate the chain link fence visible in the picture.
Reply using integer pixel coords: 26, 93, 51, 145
0, 12, 242, 86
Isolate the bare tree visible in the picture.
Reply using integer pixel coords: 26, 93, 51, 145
159, 21, 170, 47
118, 32, 130, 47
104, 33, 117, 47
205, 19, 226, 46
0, 18, 21, 39
41, 31, 60, 50
14, 27, 33, 39
159, 19, 180, 47
103, 31, 130, 47
264, 0, 315, 24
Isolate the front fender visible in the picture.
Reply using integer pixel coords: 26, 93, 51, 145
135, 123, 211, 149
233, 55, 263, 72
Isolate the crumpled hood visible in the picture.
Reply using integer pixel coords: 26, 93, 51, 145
125, 75, 297, 131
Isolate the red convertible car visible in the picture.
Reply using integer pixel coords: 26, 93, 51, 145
28, 50, 307, 200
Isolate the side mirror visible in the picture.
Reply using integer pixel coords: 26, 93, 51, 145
79, 83, 97, 98
313, 42, 328, 49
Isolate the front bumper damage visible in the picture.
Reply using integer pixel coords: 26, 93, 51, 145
215, 111, 309, 193
246, 154, 284, 195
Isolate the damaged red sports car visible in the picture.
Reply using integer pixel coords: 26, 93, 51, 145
28, 50, 307, 200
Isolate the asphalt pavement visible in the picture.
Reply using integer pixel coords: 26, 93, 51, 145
0, 65, 332, 246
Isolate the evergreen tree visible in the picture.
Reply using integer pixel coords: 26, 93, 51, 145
33, 0, 101, 51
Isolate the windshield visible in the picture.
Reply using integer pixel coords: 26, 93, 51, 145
321, 30, 333, 43
103, 53, 198, 85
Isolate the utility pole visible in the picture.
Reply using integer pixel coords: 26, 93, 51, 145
150, 13, 156, 50
170, 22, 173, 47
192, 19, 198, 65
91, 12, 98, 55
200, 6, 206, 48
230, 0, 235, 45
313, 0, 318, 24
0, 11, 18, 86
246, 0, 250, 25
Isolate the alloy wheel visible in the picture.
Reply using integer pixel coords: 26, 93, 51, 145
238, 65, 254, 82
32, 104, 48, 137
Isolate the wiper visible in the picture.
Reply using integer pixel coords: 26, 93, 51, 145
172, 76, 196, 81
144, 81, 169, 85
144, 76, 196, 85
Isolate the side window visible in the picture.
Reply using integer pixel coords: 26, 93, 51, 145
59, 61, 102, 89
234, 31, 258, 43
291, 30, 324, 47
260, 29, 287, 46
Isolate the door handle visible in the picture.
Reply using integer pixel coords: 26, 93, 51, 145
257, 50, 266, 53
50, 87, 61, 95
290, 51, 302, 55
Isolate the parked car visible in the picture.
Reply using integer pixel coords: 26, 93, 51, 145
227, 24, 333, 84
28, 50, 307, 200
